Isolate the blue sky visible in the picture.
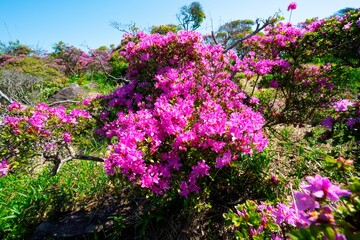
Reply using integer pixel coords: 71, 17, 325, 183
0, 0, 358, 52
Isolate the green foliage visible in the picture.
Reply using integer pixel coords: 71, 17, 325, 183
70, 72, 117, 94
224, 200, 279, 239
0, 161, 109, 239
290, 224, 337, 240
108, 51, 128, 80
302, 9, 360, 68
0, 55, 67, 103
0, 171, 63, 239
150, 24, 180, 35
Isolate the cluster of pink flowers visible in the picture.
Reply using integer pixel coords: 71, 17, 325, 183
3, 101, 91, 138
239, 19, 339, 125
254, 174, 351, 238
258, 202, 309, 228
332, 99, 354, 112
97, 31, 267, 196
320, 98, 359, 143
240, 22, 306, 79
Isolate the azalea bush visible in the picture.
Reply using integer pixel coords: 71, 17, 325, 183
239, 9, 360, 126
0, 101, 94, 174
90, 31, 268, 197
50, 42, 112, 78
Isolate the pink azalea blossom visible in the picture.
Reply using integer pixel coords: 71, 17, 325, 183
287, 2, 297, 11
342, 22, 351, 30
294, 191, 319, 211
0, 158, 9, 177
62, 132, 73, 143
300, 174, 351, 201
332, 99, 354, 112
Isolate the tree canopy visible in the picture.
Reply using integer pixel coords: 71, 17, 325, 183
177, 2, 206, 30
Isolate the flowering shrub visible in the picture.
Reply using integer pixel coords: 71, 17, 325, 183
50, 42, 112, 77
239, 9, 360, 126
319, 98, 359, 165
240, 21, 336, 125
225, 174, 353, 239
300, 9, 360, 68
92, 31, 268, 197
0, 101, 93, 174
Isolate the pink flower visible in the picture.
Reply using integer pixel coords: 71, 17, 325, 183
249, 97, 259, 105
300, 174, 351, 201
62, 132, 73, 143
332, 99, 354, 112
294, 191, 319, 211
342, 22, 351, 30
7, 101, 26, 112
215, 149, 232, 168
287, 2, 297, 11
0, 158, 9, 177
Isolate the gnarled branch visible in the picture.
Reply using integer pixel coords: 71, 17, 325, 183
224, 13, 278, 53
90, 48, 131, 84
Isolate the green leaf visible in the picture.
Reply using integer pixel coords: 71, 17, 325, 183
1, 215, 17, 220
290, 228, 316, 240
322, 225, 336, 240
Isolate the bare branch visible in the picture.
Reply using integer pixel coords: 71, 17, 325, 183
46, 144, 105, 176
224, 14, 278, 53
211, 31, 219, 45
110, 21, 139, 35
0, 89, 13, 103
90, 48, 131, 84
74, 154, 105, 162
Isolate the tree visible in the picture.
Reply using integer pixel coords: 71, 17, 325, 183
150, 24, 180, 35
177, 2, 206, 30
0, 40, 34, 56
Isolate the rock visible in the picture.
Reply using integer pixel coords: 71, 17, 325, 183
85, 82, 98, 89
48, 83, 87, 103
29, 210, 105, 239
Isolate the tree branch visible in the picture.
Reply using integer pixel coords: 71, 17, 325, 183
90, 48, 131, 84
74, 154, 105, 162
0, 89, 13, 103
45, 144, 105, 176
224, 14, 278, 53
211, 31, 219, 45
